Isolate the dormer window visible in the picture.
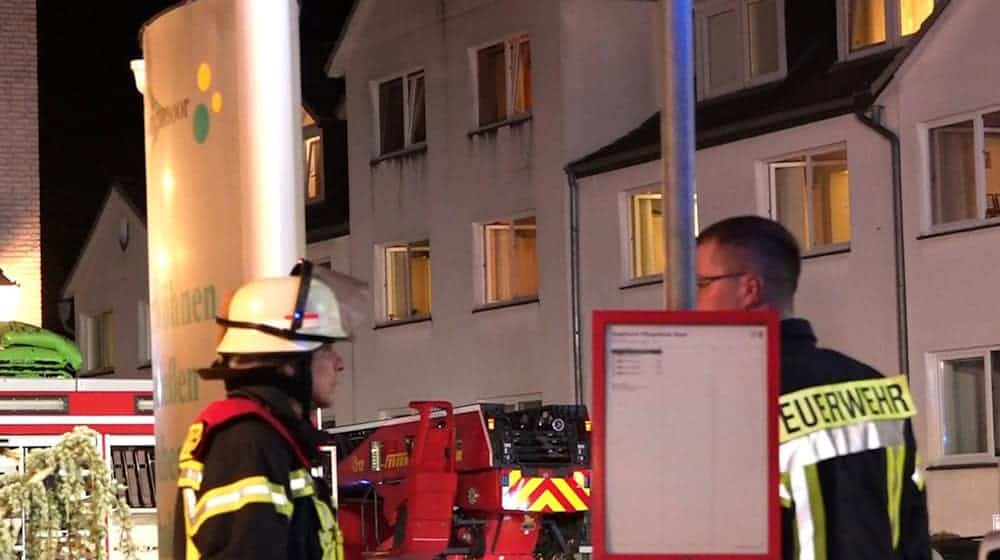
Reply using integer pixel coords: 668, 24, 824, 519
694, 0, 786, 100
839, 0, 934, 58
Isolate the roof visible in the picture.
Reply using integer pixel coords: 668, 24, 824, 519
325, 0, 369, 78
568, 0, 951, 178
60, 179, 146, 300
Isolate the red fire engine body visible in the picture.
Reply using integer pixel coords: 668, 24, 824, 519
0, 378, 157, 559
327, 401, 591, 560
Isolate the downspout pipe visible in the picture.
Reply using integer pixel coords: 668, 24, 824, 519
855, 105, 909, 376
566, 166, 584, 406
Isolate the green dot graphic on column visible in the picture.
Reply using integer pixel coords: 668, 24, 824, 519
193, 103, 210, 143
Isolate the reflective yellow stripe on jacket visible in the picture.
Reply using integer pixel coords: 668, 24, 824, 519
778, 375, 917, 560
179, 460, 342, 560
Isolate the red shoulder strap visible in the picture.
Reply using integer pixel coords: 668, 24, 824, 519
196, 398, 312, 467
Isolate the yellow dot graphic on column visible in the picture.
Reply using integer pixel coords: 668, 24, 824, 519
211, 92, 223, 113
197, 63, 212, 92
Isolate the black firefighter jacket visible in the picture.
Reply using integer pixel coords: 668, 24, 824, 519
173, 384, 341, 559
779, 318, 930, 560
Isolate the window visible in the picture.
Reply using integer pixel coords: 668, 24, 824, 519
305, 134, 324, 203
694, 0, 785, 99
769, 147, 851, 253
475, 34, 531, 127
137, 301, 151, 366
840, 0, 935, 56
927, 109, 1000, 227
626, 190, 665, 280
375, 69, 426, 155
931, 348, 1000, 460
380, 241, 431, 322
82, 310, 114, 371
480, 216, 537, 304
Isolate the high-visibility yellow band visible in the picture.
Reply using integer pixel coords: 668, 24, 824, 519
188, 475, 292, 535
178, 459, 205, 490
779, 375, 916, 443
290, 468, 316, 499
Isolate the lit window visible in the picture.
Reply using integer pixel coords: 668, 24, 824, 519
628, 192, 665, 279
694, 0, 785, 99
927, 109, 1000, 227
900, 0, 934, 35
931, 349, 1000, 459
769, 147, 851, 252
476, 34, 531, 126
482, 216, 537, 304
382, 241, 431, 321
841, 0, 935, 56
82, 310, 114, 371
376, 69, 426, 155
305, 135, 324, 203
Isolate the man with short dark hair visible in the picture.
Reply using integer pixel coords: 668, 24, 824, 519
696, 215, 930, 560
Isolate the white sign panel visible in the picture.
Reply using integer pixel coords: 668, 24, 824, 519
592, 311, 779, 560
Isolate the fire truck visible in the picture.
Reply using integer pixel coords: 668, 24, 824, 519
0, 377, 157, 559
327, 401, 591, 560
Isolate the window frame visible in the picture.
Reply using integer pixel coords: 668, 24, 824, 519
474, 213, 539, 307
304, 131, 325, 205
766, 143, 852, 256
920, 107, 1000, 235
137, 300, 151, 368
374, 240, 432, 325
370, 67, 428, 157
619, 184, 665, 285
80, 310, 115, 373
469, 32, 532, 129
694, 0, 787, 100
926, 347, 1000, 465
836, 0, 936, 61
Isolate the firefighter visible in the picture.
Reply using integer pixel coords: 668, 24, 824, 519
173, 259, 367, 559
695, 216, 930, 560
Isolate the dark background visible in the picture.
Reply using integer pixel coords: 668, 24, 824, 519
37, 1, 352, 332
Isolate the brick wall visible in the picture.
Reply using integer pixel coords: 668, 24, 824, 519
0, 0, 40, 326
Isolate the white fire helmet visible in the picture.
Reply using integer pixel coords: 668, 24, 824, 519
215, 260, 367, 355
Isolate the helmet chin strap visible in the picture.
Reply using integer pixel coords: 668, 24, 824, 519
220, 355, 315, 421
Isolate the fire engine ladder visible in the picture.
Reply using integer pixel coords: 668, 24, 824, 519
383, 400, 458, 560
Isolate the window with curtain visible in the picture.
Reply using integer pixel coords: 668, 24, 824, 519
628, 192, 665, 279
304, 135, 323, 203
376, 69, 427, 155
927, 110, 1000, 227
483, 216, 537, 303
769, 147, 851, 252
842, 0, 935, 56
931, 348, 1000, 460
383, 241, 431, 321
694, 0, 784, 99
476, 35, 531, 127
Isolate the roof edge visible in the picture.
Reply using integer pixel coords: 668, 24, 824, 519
325, 0, 368, 78
868, 0, 953, 100
60, 182, 146, 300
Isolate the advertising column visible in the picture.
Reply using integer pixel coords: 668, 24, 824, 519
135, 1, 304, 556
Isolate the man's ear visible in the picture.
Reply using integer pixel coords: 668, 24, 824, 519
741, 273, 764, 310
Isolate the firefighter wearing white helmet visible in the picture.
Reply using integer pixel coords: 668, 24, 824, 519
174, 259, 366, 560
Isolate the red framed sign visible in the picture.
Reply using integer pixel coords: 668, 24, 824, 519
591, 310, 780, 560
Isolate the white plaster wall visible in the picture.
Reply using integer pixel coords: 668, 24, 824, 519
62, 192, 150, 379
878, 0, 1000, 536
339, 0, 655, 422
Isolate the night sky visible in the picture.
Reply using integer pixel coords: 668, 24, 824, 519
37, 1, 351, 332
